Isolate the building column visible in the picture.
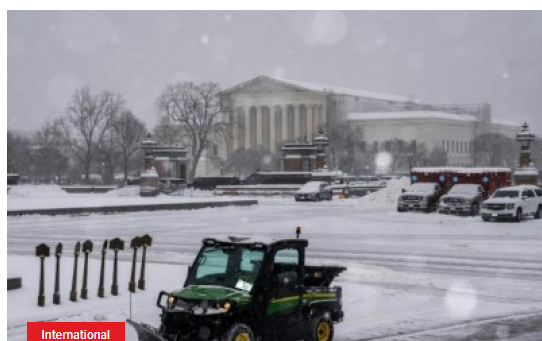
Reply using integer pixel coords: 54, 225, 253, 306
232, 109, 239, 151
294, 104, 300, 141
256, 106, 262, 147
245, 106, 250, 149
307, 104, 314, 141
282, 105, 288, 144
270, 107, 276, 153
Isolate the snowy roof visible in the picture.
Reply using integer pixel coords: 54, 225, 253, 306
348, 111, 477, 122
412, 167, 512, 174
277, 77, 412, 102
220, 75, 412, 102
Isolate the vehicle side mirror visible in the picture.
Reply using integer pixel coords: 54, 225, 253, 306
401, 188, 405, 193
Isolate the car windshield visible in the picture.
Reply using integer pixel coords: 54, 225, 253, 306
186, 245, 264, 292
407, 183, 436, 193
492, 190, 519, 198
448, 185, 479, 195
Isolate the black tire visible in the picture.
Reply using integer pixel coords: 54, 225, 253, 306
305, 315, 334, 341
327, 193, 332, 201
397, 207, 405, 213
514, 208, 522, 222
221, 323, 255, 341
315, 194, 320, 202
535, 205, 542, 219
470, 203, 480, 217
482, 216, 490, 222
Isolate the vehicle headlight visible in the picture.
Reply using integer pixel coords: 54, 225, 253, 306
506, 203, 515, 209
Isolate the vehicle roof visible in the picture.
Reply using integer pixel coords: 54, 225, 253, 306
448, 184, 482, 192
495, 185, 541, 191
203, 235, 308, 248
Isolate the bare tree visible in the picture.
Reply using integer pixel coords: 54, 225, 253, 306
326, 121, 365, 173
60, 87, 124, 183
471, 133, 516, 168
111, 110, 147, 182
153, 115, 184, 145
223, 147, 278, 178
426, 147, 448, 167
156, 82, 233, 182
30, 120, 70, 183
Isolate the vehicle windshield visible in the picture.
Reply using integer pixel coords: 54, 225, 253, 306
407, 183, 436, 193
492, 190, 519, 198
448, 185, 479, 195
186, 244, 265, 292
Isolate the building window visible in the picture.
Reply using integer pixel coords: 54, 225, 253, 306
372, 141, 378, 153
169, 160, 177, 178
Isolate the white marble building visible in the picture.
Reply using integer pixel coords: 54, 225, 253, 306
200, 76, 519, 175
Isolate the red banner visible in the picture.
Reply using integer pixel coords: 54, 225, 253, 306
27, 322, 125, 341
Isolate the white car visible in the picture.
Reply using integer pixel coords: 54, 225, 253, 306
480, 185, 542, 222
294, 181, 332, 201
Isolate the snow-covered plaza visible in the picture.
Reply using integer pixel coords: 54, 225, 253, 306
6, 181, 542, 341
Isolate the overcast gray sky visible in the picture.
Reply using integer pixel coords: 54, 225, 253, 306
7, 11, 542, 134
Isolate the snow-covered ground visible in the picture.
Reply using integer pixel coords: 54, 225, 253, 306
6, 180, 542, 341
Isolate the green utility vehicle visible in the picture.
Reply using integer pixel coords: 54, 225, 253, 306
127, 234, 346, 341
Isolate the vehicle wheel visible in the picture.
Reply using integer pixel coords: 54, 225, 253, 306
305, 315, 334, 341
315, 194, 320, 201
514, 208, 522, 222
397, 207, 405, 213
221, 323, 255, 341
327, 193, 332, 201
470, 203, 479, 217
535, 205, 542, 219
482, 216, 490, 222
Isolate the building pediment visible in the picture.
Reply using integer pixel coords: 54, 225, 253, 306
220, 75, 313, 96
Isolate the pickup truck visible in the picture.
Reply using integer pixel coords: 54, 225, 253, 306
128, 235, 346, 341
438, 184, 487, 216
397, 182, 443, 213
480, 184, 542, 222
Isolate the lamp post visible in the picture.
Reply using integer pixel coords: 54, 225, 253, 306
514, 122, 538, 185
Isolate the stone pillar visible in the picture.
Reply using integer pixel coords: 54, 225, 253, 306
245, 106, 250, 149
282, 105, 288, 144
233, 109, 239, 151
270, 107, 276, 153
294, 104, 300, 141
256, 106, 262, 147
307, 104, 314, 141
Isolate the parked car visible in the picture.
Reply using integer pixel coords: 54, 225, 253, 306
294, 181, 332, 201
397, 182, 443, 212
480, 185, 542, 222
438, 184, 487, 216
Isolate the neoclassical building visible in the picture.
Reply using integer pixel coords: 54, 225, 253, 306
205, 75, 519, 175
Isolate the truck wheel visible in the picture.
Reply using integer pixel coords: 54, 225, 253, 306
306, 316, 334, 341
221, 323, 254, 341
535, 205, 541, 219
514, 208, 522, 222
470, 203, 479, 217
